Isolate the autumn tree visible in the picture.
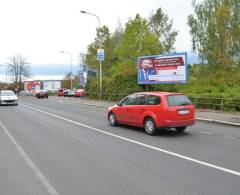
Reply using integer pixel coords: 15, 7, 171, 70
7, 54, 31, 86
188, 0, 240, 69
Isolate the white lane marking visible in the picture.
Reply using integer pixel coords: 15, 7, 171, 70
200, 131, 213, 135
0, 120, 59, 195
20, 103, 240, 177
224, 136, 237, 140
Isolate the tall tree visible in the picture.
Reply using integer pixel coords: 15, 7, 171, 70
79, 52, 86, 65
78, 52, 87, 73
148, 8, 178, 52
188, 0, 240, 68
7, 54, 31, 85
85, 10, 179, 93
104, 20, 124, 69
85, 25, 111, 71
116, 14, 161, 62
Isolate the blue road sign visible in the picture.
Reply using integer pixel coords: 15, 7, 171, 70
97, 49, 104, 61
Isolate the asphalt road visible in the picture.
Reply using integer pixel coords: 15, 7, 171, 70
0, 96, 240, 195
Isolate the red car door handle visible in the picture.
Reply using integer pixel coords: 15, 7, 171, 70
141, 108, 145, 111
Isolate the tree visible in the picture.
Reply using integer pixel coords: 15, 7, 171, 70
78, 52, 88, 73
85, 25, 111, 71
85, 9, 179, 94
116, 14, 161, 61
148, 8, 178, 52
7, 54, 31, 86
79, 52, 86, 65
104, 14, 163, 93
103, 21, 124, 70
188, 0, 240, 69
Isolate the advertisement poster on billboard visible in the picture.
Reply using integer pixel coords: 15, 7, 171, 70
137, 52, 187, 84
24, 81, 41, 92
78, 70, 88, 87
43, 81, 61, 90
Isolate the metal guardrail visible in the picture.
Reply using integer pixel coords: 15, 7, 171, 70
85, 92, 240, 112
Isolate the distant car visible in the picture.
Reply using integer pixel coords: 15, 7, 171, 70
0, 90, 18, 106
35, 90, 48, 99
57, 88, 65, 97
64, 89, 75, 97
63, 89, 69, 97
75, 89, 85, 97
108, 92, 195, 135
21, 91, 32, 96
31, 90, 37, 96
24, 91, 31, 96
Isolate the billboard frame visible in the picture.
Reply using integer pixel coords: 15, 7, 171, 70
137, 52, 188, 85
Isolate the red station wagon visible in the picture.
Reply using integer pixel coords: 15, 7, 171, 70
108, 92, 195, 135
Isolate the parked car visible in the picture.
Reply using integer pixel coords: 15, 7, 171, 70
108, 92, 195, 135
0, 90, 18, 106
57, 88, 65, 97
75, 89, 85, 97
63, 89, 75, 97
25, 91, 32, 96
63, 89, 69, 97
35, 90, 48, 99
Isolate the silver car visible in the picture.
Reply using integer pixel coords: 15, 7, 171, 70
0, 90, 18, 106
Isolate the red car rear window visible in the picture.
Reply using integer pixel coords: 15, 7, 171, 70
167, 95, 192, 106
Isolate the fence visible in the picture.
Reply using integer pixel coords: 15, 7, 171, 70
189, 96, 240, 112
85, 92, 240, 112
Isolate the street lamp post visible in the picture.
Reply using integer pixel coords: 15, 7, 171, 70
80, 11, 100, 30
80, 10, 103, 99
61, 51, 73, 89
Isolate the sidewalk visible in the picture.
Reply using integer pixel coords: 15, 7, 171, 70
196, 110, 240, 127
80, 99, 240, 127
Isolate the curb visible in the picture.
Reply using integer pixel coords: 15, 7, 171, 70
83, 103, 109, 108
196, 118, 240, 127
83, 102, 240, 127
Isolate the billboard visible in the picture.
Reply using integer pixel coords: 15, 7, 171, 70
24, 81, 41, 92
137, 52, 187, 84
78, 71, 87, 87
43, 80, 61, 90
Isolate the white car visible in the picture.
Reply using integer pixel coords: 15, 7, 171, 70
63, 89, 76, 97
0, 90, 18, 106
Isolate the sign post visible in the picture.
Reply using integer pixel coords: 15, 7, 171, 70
97, 49, 104, 99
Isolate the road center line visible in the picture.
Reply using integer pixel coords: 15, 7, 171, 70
20, 103, 240, 177
224, 136, 237, 140
200, 131, 213, 135
0, 120, 59, 195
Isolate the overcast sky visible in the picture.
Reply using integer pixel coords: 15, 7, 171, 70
0, 0, 199, 67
